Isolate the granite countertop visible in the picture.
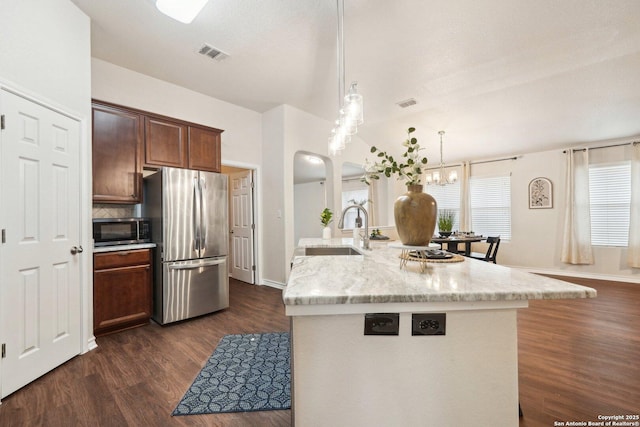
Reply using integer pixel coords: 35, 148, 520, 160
283, 238, 597, 306
93, 243, 157, 253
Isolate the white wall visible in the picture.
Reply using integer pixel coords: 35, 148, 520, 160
262, 106, 287, 285
87, 44, 640, 285
91, 59, 262, 166
0, 0, 91, 116
294, 181, 327, 244
282, 106, 334, 281
373, 138, 640, 282
89, 59, 272, 283
0, 0, 93, 350
501, 140, 640, 282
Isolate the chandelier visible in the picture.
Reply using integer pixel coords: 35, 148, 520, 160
328, 0, 363, 156
426, 131, 458, 185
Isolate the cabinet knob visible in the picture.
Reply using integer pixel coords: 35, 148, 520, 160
70, 245, 84, 255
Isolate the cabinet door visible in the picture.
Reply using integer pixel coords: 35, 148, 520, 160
188, 126, 222, 172
92, 103, 143, 203
144, 117, 188, 168
93, 250, 152, 336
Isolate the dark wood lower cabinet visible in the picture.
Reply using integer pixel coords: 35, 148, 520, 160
93, 249, 152, 337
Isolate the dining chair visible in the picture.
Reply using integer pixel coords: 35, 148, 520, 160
469, 236, 500, 263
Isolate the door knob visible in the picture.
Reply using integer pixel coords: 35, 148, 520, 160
70, 245, 84, 255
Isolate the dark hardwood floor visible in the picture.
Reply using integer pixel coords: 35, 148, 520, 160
0, 276, 637, 427
0, 279, 291, 427
518, 275, 640, 426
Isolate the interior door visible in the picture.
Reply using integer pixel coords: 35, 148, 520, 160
229, 170, 255, 284
0, 89, 82, 398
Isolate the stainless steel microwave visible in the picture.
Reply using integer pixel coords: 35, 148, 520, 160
93, 218, 151, 247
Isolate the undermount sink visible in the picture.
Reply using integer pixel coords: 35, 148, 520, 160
304, 247, 363, 256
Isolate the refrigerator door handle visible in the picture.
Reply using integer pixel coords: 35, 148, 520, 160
192, 177, 200, 252
199, 176, 207, 255
168, 258, 226, 270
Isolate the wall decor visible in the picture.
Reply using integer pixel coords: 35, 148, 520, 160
529, 177, 553, 209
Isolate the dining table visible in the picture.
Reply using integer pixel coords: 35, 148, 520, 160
430, 235, 485, 256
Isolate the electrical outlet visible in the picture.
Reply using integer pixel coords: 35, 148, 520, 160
364, 313, 399, 335
412, 313, 446, 336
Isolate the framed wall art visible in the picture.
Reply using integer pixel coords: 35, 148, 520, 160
529, 177, 553, 209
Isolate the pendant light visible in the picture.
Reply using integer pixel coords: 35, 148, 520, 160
426, 131, 458, 186
328, 0, 363, 156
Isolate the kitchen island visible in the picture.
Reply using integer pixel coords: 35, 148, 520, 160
284, 238, 596, 427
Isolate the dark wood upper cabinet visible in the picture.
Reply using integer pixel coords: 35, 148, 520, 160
92, 102, 143, 204
144, 117, 188, 168
188, 126, 222, 172
92, 100, 224, 198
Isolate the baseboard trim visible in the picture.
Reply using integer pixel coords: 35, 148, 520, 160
511, 265, 640, 284
85, 336, 98, 353
261, 279, 285, 290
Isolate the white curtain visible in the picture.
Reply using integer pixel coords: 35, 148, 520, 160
368, 179, 377, 227
459, 161, 472, 231
628, 142, 640, 268
561, 149, 594, 264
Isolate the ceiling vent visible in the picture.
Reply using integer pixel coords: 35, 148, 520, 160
197, 44, 229, 61
397, 98, 417, 108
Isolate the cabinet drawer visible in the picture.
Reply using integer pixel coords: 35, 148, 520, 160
94, 249, 151, 270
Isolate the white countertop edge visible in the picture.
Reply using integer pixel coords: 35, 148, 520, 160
286, 238, 597, 308
93, 243, 157, 253
285, 300, 529, 316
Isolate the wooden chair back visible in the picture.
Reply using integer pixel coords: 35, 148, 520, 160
484, 236, 501, 263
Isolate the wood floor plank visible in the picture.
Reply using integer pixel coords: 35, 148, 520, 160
518, 275, 640, 426
0, 276, 637, 427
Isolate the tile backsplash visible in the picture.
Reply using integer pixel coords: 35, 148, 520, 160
92, 203, 138, 219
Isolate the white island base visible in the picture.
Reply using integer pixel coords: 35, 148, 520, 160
290, 301, 524, 427
285, 239, 595, 426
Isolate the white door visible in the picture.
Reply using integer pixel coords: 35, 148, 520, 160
229, 170, 255, 284
0, 89, 82, 398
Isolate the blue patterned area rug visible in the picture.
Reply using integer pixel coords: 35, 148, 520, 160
172, 332, 290, 416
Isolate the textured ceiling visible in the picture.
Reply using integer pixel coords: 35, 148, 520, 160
72, 0, 640, 167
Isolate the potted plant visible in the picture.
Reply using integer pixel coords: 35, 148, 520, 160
320, 208, 333, 239
362, 127, 438, 246
362, 127, 428, 186
437, 209, 455, 237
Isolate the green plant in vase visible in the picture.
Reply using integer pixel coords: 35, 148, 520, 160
320, 208, 333, 227
360, 127, 438, 246
361, 127, 428, 186
437, 209, 455, 237
320, 208, 333, 239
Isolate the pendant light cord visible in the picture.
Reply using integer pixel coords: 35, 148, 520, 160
337, 0, 345, 104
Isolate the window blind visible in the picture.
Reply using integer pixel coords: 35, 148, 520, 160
427, 181, 461, 231
470, 175, 511, 240
589, 162, 631, 247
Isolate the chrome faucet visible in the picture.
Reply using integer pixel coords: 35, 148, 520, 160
338, 205, 370, 250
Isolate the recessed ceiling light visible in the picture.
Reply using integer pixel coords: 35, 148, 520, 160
156, 0, 208, 24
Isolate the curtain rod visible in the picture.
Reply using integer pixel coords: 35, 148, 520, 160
563, 141, 638, 153
471, 156, 518, 166
424, 155, 518, 171
342, 176, 364, 182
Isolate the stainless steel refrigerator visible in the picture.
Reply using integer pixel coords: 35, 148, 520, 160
143, 167, 229, 325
